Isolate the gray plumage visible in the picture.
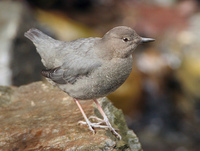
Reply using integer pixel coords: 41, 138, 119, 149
24, 26, 154, 100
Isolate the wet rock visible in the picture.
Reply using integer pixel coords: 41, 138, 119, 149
0, 81, 142, 151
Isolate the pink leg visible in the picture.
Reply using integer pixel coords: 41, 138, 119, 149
74, 99, 109, 134
74, 98, 121, 139
74, 99, 95, 134
93, 99, 121, 139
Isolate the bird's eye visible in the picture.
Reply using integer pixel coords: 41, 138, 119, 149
123, 37, 130, 42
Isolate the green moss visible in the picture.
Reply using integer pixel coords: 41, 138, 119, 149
94, 97, 143, 151
0, 86, 14, 107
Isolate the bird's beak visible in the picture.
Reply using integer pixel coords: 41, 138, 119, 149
140, 37, 155, 43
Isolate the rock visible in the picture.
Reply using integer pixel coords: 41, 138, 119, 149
0, 81, 142, 151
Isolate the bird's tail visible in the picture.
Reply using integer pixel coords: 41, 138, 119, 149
24, 28, 54, 45
24, 28, 59, 68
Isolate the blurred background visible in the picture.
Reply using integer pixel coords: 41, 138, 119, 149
0, 0, 200, 150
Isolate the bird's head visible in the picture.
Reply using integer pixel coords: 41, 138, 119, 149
102, 26, 155, 58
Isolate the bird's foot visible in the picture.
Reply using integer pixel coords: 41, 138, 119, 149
78, 116, 121, 139
89, 116, 105, 124
78, 121, 96, 134
78, 120, 110, 130
88, 116, 121, 140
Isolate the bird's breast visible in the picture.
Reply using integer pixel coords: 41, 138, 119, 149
58, 56, 133, 100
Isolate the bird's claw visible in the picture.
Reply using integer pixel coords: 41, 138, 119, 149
78, 116, 122, 140
78, 120, 110, 130
78, 121, 96, 134
89, 116, 105, 124
111, 129, 122, 140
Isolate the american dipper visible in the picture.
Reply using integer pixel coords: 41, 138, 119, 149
24, 26, 155, 139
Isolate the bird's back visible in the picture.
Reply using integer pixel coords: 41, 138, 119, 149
25, 28, 100, 68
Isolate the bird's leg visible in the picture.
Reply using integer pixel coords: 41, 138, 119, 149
74, 99, 121, 139
93, 99, 122, 139
74, 99, 95, 134
74, 99, 110, 134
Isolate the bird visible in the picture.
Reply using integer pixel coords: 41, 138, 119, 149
24, 26, 155, 139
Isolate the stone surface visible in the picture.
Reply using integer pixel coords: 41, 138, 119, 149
0, 81, 142, 151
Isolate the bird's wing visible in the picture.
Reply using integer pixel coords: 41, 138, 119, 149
41, 57, 102, 84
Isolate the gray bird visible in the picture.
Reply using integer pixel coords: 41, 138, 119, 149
24, 26, 155, 139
